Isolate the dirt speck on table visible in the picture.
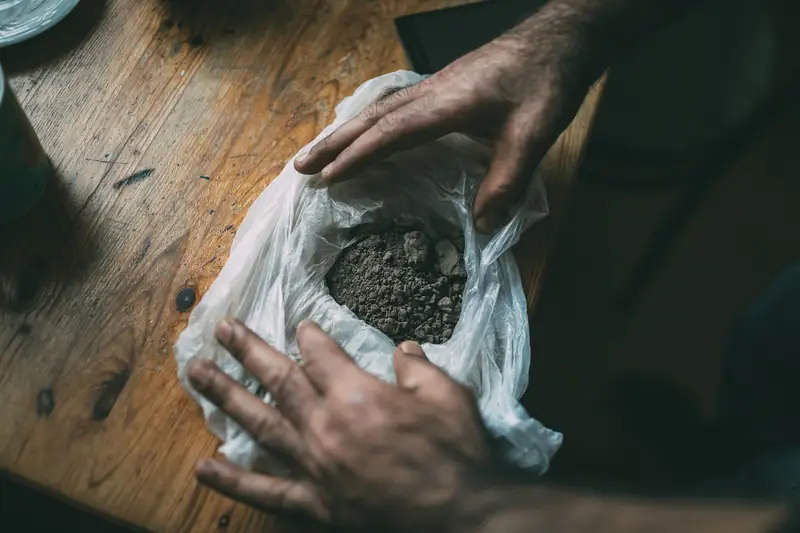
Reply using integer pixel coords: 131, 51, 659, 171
327, 226, 466, 345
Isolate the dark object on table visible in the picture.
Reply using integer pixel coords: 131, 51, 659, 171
394, 0, 546, 74
175, 286, 197, 312
112, 168, 155, 190
395, 0, 772, 158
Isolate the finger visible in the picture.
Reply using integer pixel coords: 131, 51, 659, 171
294, 84, 421, 175
296, 320, 360, 394
187, 358, 305, 458
472, 119, 548, 234
215, 318, 318, 424
196, 458, 328, 521
393, 341, 454, 400
319, 94, 458, 183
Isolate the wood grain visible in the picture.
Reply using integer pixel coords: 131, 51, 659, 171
0, 1, 600, 531
516, 79, 604, 313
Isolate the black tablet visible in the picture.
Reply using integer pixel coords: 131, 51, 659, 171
394, 0, 547, 74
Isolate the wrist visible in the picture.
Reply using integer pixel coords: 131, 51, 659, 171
517, 0, 698, 85
446, 473, 555, 533
502, 2, 605, 92
452, 483, 789, 533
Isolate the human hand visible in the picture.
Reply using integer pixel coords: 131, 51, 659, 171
293, 15, 592, 233
188, 318, 510, 531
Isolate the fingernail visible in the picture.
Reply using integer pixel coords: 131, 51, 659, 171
474, 211, 502, 234
295, 152, 308, 166
296, 319, 314, 335
215, 318, 234, 341
399, 340, 425, 358
320, 166, 331, 181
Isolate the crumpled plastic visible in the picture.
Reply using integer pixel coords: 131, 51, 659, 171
174, 70, 562, 473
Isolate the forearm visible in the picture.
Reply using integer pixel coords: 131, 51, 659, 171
456, 484, 789, 533
506, 0, 697, 86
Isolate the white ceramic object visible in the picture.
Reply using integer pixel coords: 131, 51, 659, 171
0, 0, 80, 47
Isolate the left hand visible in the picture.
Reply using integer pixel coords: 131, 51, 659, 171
292, 21, 592, 233
188, 318, 509, 532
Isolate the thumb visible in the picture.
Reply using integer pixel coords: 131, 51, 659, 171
393, 341, 438, 392
472, 122, 546, 234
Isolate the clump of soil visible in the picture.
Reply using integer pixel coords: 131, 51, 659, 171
327, 226, 466, 345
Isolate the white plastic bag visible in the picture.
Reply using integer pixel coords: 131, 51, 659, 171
174, 71, 562, 473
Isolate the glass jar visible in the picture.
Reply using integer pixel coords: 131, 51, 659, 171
0, 0, 80, 46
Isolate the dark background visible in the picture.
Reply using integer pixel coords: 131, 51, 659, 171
2, 0, 799, 530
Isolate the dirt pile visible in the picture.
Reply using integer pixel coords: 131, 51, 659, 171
327, 226, 466, 345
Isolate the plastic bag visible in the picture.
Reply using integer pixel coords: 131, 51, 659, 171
174, 71, 562, 473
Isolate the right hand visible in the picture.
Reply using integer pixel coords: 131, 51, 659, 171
188, 319, 514, 532
294, 18, 593, 233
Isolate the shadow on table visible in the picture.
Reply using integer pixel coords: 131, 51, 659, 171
0, 473, 134, 532
0, 171, 94, 313
0, 0, 106, 74
160, 0, 282, 33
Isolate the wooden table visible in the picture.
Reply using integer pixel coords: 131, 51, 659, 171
0, 0, 601, 531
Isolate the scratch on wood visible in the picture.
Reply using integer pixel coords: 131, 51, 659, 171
92, 368, 131, 420
210, 65, 253, 72
108, 219, 132, 229
113, 168, 155, 190
85, 158, 129, 165
87, 461, 122, 489
135, 237, 152, 265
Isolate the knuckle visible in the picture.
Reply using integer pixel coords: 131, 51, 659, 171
295, 319, 314, 345
218, 467, 241, 491
273, 478, 294, 509
330, 378, 373, 407
208, 369, 233, 403
375, 114, 397, 134
284, 484, 318, 516
484, 179, 517, 202
187, 358, 215, 388
516, 122, 549, 150
361, 101, 383, 123
270, 360, 301, 399
312, 134, 332, 155
316, 428, 344, 458
416, 89, 437, 113
252, 412, 281, 449
228, 322, 249, 360
378, 83, 415, 106
188, 357, 215, 385
377, 86, 402, 104
307, 411, 344, 457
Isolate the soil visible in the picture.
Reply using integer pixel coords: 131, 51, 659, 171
327, 226, 466, 345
